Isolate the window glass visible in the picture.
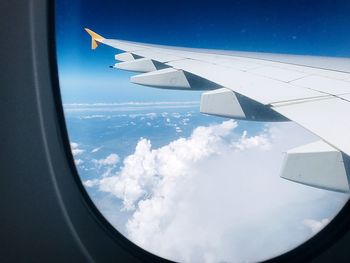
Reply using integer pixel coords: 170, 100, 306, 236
56, 1, 350, 262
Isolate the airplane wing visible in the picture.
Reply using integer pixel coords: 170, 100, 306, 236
85, 28, 350, 192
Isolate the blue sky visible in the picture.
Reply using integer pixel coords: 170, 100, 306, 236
56, 0, 350, 103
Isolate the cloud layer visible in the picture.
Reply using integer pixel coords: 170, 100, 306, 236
86, 121, 348, 263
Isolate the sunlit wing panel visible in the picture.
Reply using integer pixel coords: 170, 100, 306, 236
166, 59, 326, 104
272, 96, 350, 156
99, 38, 350, 98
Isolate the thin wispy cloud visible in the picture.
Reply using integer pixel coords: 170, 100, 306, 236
63, 101, 200, 113
91, 146, 103, 153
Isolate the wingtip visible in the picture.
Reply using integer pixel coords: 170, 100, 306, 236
84, 27, 105, 50
84, 27, 105, 40
84, 27, 91, 34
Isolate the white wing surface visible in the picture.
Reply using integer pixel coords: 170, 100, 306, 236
85, 28, 350, 192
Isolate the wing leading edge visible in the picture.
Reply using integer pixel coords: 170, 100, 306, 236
85, 28, 350, 192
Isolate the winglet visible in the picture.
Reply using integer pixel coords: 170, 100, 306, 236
84, 28, 105, 50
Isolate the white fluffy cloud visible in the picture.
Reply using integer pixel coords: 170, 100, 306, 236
94, 153, 120, 166
70, 142, 85, 156
232, 130, 271, 150
74, 159, 84, 166
83, 179, 99, 188
97, 120, 236, 210
89, 121, 348, 263
89, 153, 121, 179
303, 218, 330, 234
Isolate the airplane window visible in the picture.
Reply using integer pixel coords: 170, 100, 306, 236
56, 1, 350, 262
